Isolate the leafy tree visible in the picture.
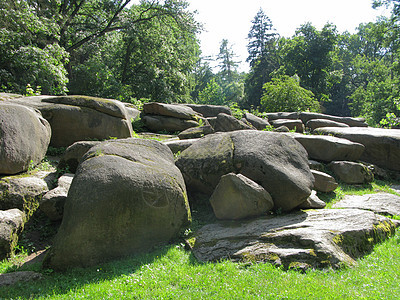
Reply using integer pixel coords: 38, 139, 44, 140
260, 75, 320, 113
198, 78, 226, 105
0, 1, 69, 94
282, 23, 338, 103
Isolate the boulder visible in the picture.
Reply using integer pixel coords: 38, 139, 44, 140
297, 190, 326, 209
311, 170, 338, 193
58, 141, 101, 173
243, 113, 271, 130
214, 113, 254, 132
163, 138, 199, 154
328, 161, 374, 184
176, 131, 314, 211
123, 103, 140, 121
8, 95, 133, 147
209, 173, 274, 220
314, 127, 400, 171
206, 117, 217, 129
178, 125, 214, 140
0, 103, 51, 174
274, 126, 290, 132
306, 119, 350, 131
333, 193, 400, 216
299, 112, 368, 127
309, 160, 324, 171
40, 173, 74, 221
191, 209, 397, 269
289, 133, 365, 162
0, 271, 42, 287
43, 138, 191, 270
271, 119, 304, 133
0, 171, 57, 211
183, 104, 232, 117
0, 209, 24, 260
143, 115, 199, 132
264, 112, 299, 121
143, 102, 200, 120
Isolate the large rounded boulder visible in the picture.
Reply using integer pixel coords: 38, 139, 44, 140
0, 103, 51, 174
176, 131, 314, 211
44, 138, 191, 270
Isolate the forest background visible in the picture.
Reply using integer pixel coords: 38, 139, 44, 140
1, 0, 400, 127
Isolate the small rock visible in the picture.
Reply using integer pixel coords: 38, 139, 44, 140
40, 173, 74, 221
209, 173, 274, 220
0, 209, 24, 260
297, 190, 326, 209
329, 161, 374, 184
311, 170, 338, 193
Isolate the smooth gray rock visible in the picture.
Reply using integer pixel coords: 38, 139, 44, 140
244, 113, 271, 130
176, 131, 314, 211
264, 112, 299, 121
0, 271, 42, 287
214, 113, 254, 132
143, 115, 199, 132
8, 95, 133, 147
178, 125, 214, 139
40, 173, 74, 221
0, 103, 51, 174
163, 138, 199, 154
209, 173, 274, 220
332, 193, 400, 216
289, 133, 365, 162
58, 141, 101, 173
271, 119, 304, 133
299, 112, 368, 127
306, 119, 349, 131
143, 102, 200, 120
44, 138, 191, 270
0, 209, 24, 260
191, 209, 397, 269
311, 170, 338, 193
329, 161, 374, 184
0, 171, 57, 210
314, 127, 400, 171
183, 104, 232, 117
296, 190, 326, 209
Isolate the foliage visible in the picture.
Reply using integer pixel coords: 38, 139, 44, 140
244, 9, 280, 108
261, 75, 320, 112
198, 78, 226, 105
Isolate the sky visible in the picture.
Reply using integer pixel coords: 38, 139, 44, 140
187, 0, 391, 72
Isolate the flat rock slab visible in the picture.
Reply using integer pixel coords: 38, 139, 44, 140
0, 271, 42, 287
314, 127, 400, 171
191, 209, 397, 270
332, 193, 400, 216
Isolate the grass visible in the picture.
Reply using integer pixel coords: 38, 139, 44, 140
1, 182, 400, 299
1, 232, 400, 299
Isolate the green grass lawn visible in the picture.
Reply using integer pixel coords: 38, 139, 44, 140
1, 181, 400, 299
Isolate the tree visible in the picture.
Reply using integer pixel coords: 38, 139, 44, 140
245, 9, 280, 109
246, 8, 278, 67
198, 78, 226, 105
260, 75, 320, 113
282, 23, 338, 103
217, 39, 239, 83
0, 1, 69, 94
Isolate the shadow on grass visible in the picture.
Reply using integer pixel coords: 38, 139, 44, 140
0, 243, 176, 299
